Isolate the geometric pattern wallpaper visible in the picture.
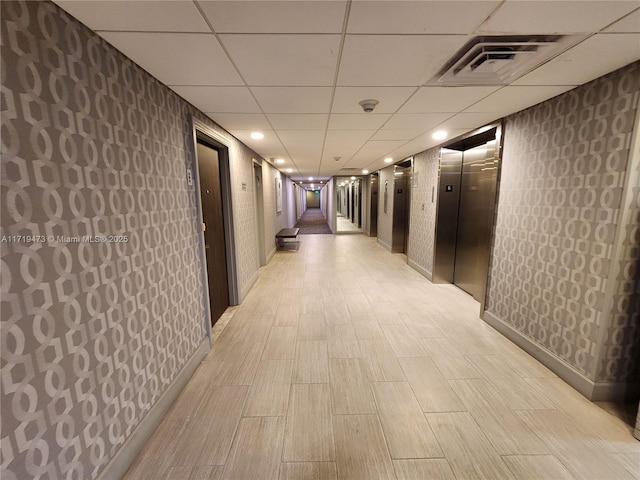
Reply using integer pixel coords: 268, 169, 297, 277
0, 1, 262, 478
486, 61, 640, 382
598, 100, 640, 384
407, 147, 440, 277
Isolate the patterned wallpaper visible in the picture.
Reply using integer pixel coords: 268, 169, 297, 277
597, 99, 640, 383
377, 166, 395, 250
485, 62, 640, 381
0, 1, 265, 478
407, 147, 440, 276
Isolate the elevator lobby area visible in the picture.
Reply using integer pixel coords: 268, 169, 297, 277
124, 235, 639, 480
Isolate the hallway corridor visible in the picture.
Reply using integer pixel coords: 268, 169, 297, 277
124, 235, 639, 480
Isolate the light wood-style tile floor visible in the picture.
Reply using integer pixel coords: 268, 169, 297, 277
124, 234, 640, 480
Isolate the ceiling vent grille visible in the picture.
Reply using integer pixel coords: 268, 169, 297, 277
427, 35, 585, 86
339, 167, 360, 172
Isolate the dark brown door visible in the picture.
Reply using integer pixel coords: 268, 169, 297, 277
197, 142, 229, 325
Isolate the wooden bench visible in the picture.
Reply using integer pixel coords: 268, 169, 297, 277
276, 227, 300, 250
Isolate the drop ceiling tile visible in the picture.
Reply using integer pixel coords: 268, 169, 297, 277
337, 35, 468, 86
198, 0, 347, 33
347, 1, 500, 34
328, 114, 391, 130
383, 113, 451, 130
325, 130, 374, 148
332, 87, 417, 113
604, 8, 640, 32
219, 34, 340, 86
228, 130, 284, 153
512, 34, 640, 86
99, 33, 242, 86
436, 112, 502, 131
371, 130, 422, 141
207, 113, 271, 130
252, 87, 333, 113
278, 130, 326, 148
170, 86, 260, 113
55, 0, 210, 32
478, 1, 639, 34
354, 140, 406, 157
464, 86, 576, 114
398, 86, 501, 113
267, 114, 328, 130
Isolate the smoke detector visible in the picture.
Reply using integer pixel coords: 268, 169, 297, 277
427, 35, 585, 86
359, 99, 379, 113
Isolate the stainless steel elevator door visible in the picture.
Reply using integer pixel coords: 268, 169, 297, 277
453, 140, 498, 301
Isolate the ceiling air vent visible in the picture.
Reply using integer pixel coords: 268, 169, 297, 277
339, 167, 360, 172
427, 35, 585, 86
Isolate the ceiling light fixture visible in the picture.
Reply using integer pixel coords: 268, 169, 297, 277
251, 132, 264, 140
286, 168, 293, 173
362, 169, 369, 174
350, 176, 356, 180
275, 158, 285, 164
432, 130, 448, 140
309, 177, 313, 181
384, 157, 393, 163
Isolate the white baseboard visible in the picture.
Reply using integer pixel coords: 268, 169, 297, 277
96, 338, 210, 480
482, 310, 638, 402
408, 259, 432, 281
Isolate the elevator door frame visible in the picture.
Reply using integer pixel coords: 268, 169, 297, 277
189, 116, 239, 336
432, 123, 503, 314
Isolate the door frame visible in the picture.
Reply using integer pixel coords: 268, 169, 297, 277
189, 116, 239, 338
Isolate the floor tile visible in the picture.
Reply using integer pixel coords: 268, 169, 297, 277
262, 326, 297, 359
359, 339, 406, 382
293, 341, 329, 383
244, 359, 292, 416
393, 459, 456, 480
221, 416, 285, 480
333, 414, 396, 480
427, 411, 516, 480
501, 454, 576, 480
448, 379, 549, 455
329, 358, 377, 414
283, 384, 335, 462
279, 462, 337, 480
372, 382, 443, 459
398, 357, 466, 413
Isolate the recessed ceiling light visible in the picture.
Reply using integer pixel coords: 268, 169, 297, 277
432, 130, 447, 140
384, 157, 393, 163
250, 132, 264, 140
320, 181, 323, 184
275, 158, 285, 164
362, 169, 369, 174
350, 176, 356, 180
308, 177, 313, 181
